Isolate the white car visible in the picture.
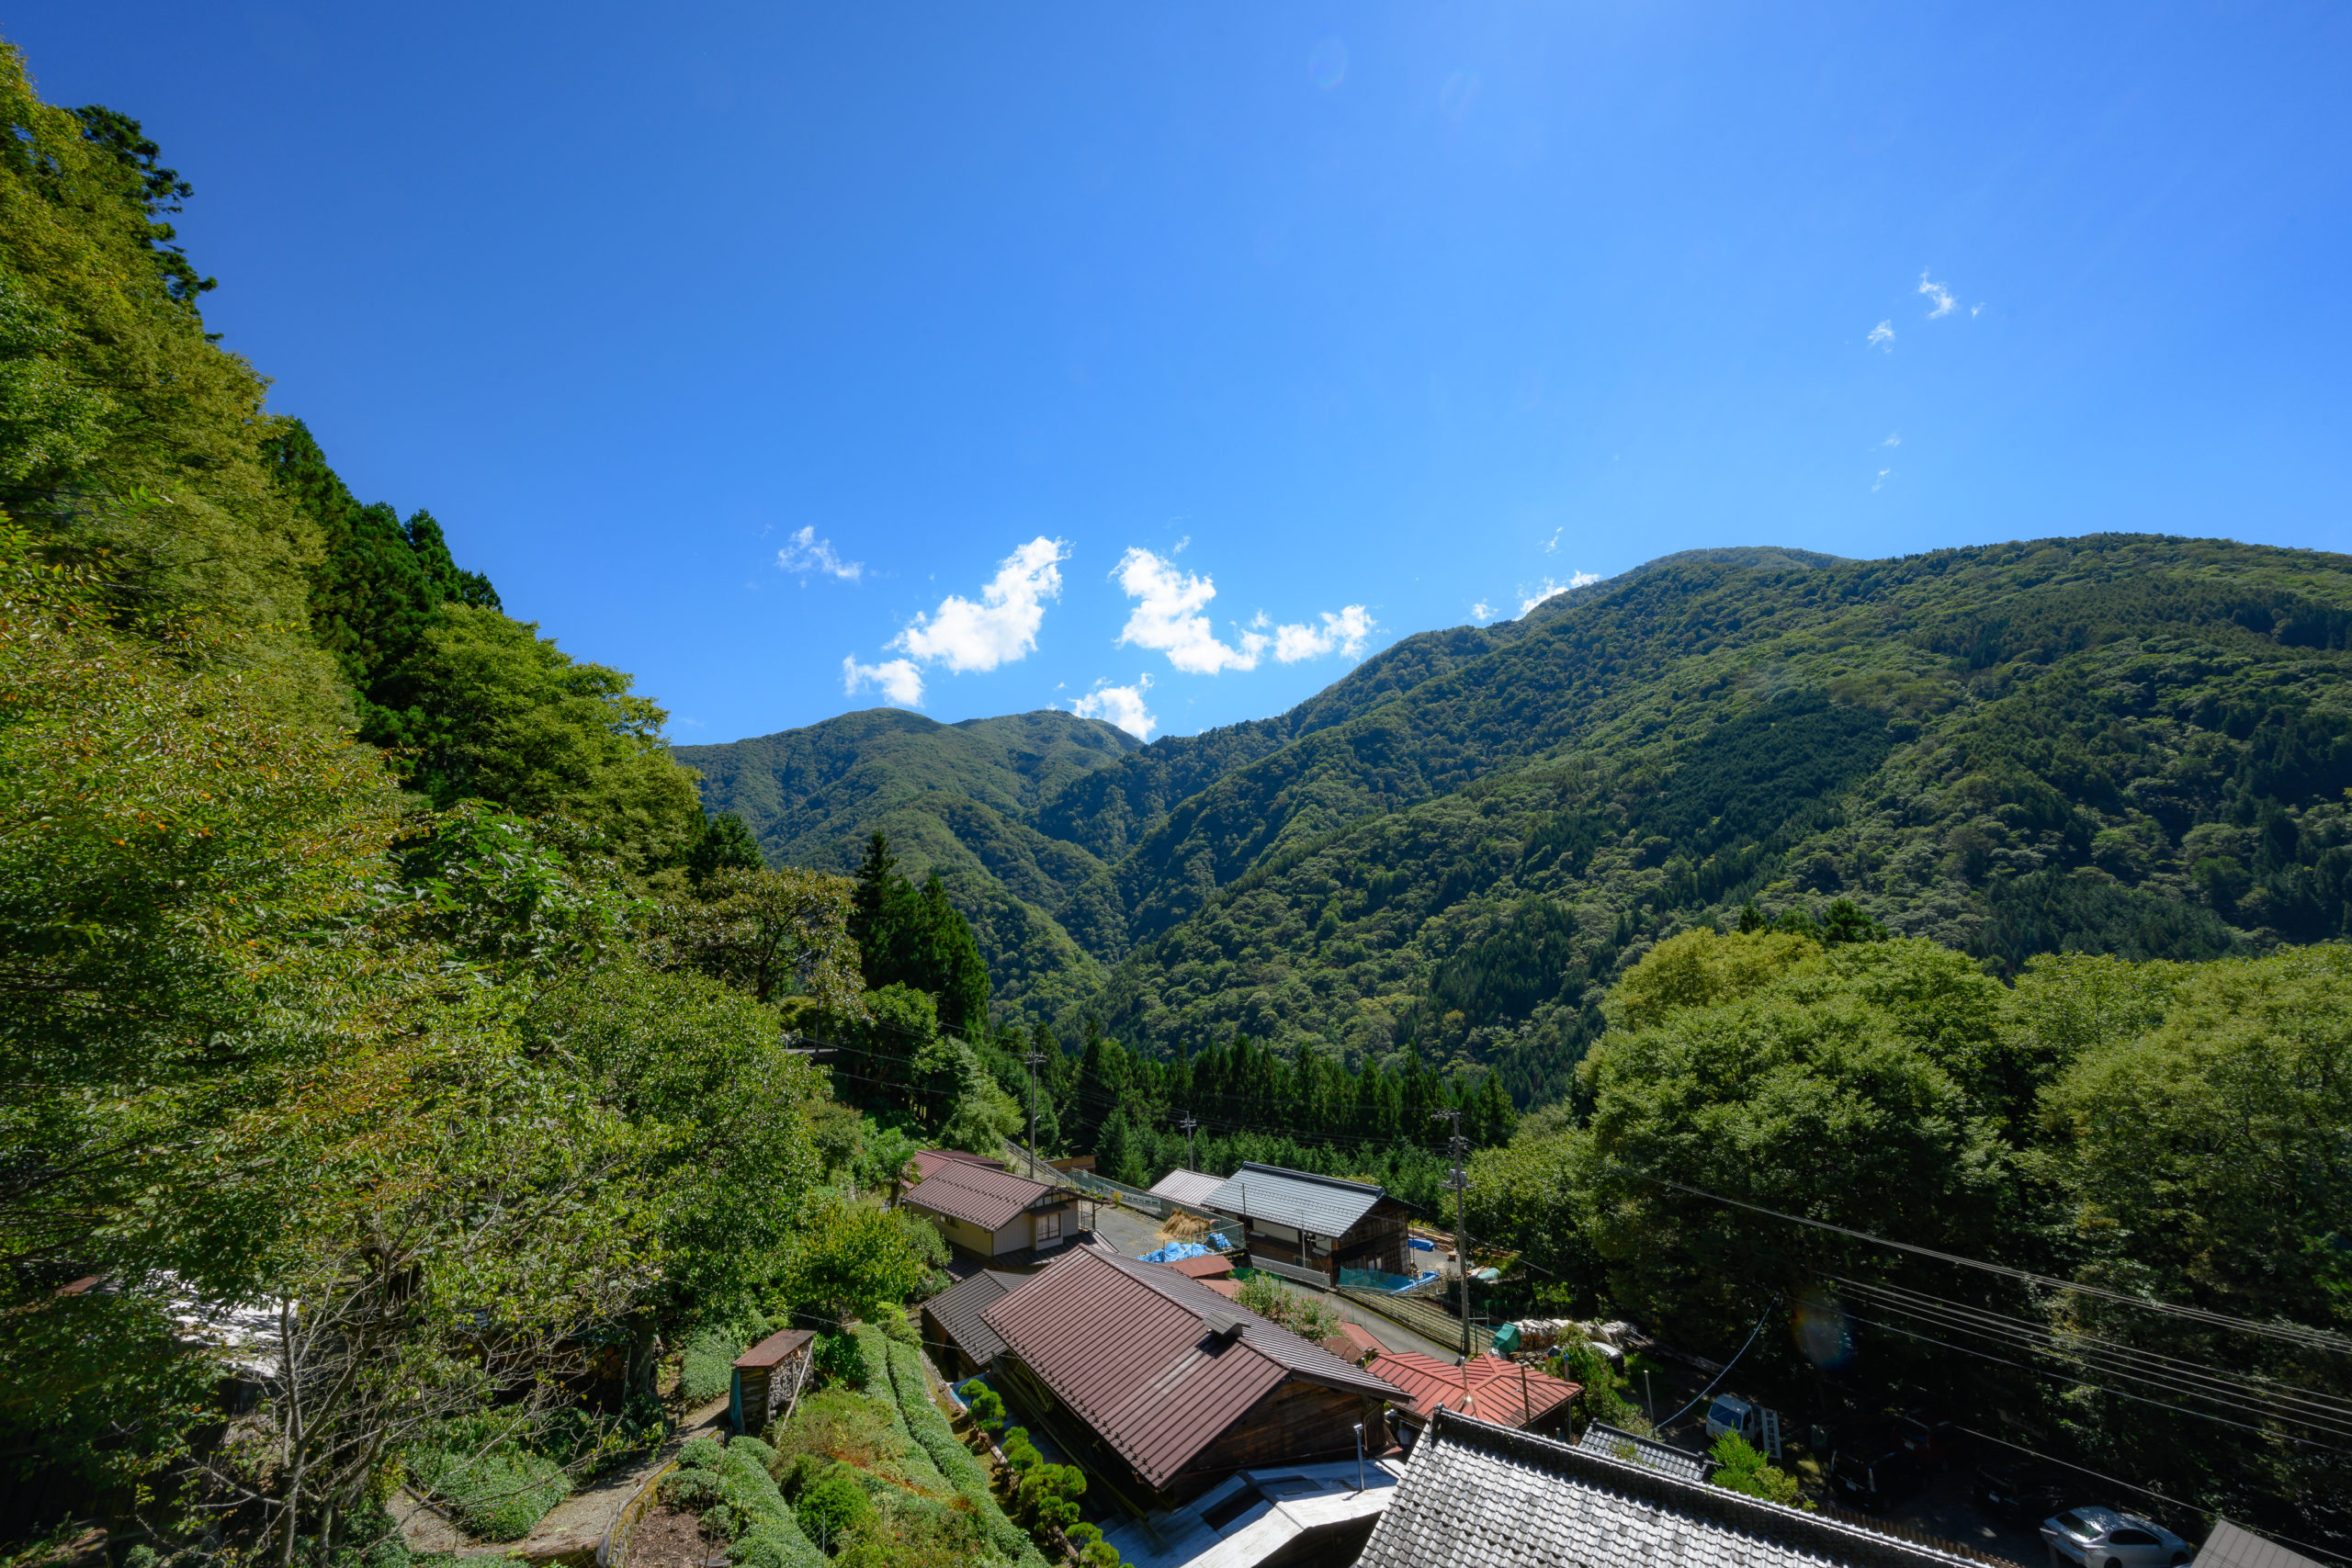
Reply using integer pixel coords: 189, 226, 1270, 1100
2041, 1506, 2190, 1567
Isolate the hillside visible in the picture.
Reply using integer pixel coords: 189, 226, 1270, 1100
695, 536, 2352, 1102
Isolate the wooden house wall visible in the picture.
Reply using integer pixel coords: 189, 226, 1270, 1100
1180, 1380, 1387, 1486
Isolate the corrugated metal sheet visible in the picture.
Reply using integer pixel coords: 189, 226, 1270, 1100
1148, 1169, 1229, 1209
911, 1149, 1005, 1183
1160, 1254, 1237, 1280
1204, 1164, 1388, 1238
982, 1242, 1405, 1490
733, 1327, 814, 1371
1369, 1351, 1577, 1428
903, 1162, 1064, 1232
2196, 1520, 2324, 1568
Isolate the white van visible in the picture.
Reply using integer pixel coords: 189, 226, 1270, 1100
1704, 1394, 1778, 1455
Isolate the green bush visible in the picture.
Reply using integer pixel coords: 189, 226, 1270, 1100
874, 1337, 1046, 1567
957, 1380, 1005, 1434
813, 1331, 868, 1389
1012, 1462, 1085, 1534
683, 1325, 752, 1405
729, 1436, 778, 1472
661, 1469, 728, 1512
409, 1445, 572, 1542
677, 1437, 727, 1472
1709, 1431, 1805, 1507
793, 1473, 874, 1550
873, 1304, 920, 1348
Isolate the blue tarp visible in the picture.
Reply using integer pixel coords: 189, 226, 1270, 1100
1408, 1236, 1437, 1251
1141, 1241, 1213, 1263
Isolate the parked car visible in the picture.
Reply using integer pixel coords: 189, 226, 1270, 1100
2041, 1506, 2190, 1567
1828, 1427, 1925, 1511
1891, 1411, 1962, 1468
1705, 1394, 1770, 1450
1971, 1462, 2071, 1527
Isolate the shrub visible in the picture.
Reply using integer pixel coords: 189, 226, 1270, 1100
661, 1469, 728, 1512
874, 1337, 1046, 1567
956, 1380, 1005, 1434
677, 1437, 727, 1472
1000, 1427, 1041, 1472
793, 1473, 874, 1550
813, 1331, 868, 1389
1710, 1431, 1805, 1507
683, 1325, 752, 1405
1012, 1462, 1085, 1534
729, 1436, 779, 1472
873, 1304, 920, 1348
1233, 1273, 1341, 1341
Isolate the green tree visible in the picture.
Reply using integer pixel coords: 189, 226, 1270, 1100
687, 809, 764, 883
1709, 1431, 1803, 1506
779, 1197, 945, 1329
393, 604, 704, 874
651, 865, 865, 1007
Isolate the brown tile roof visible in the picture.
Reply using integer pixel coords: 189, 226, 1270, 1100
1323, 1321, 1385, 1364
1201, 1278, 1242, 1300
733, 1327, 814, 1370
904, 1161, 1067, 1232
1159, 1253, 1236, 1279
982, 1241, 1404, 1490
910, 1148, 1006, 1183
1366, 1350, 1579, 1428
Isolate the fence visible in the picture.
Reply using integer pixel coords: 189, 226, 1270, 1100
1338, 1266, 1438, 1294
1338, 1284, 1487, 1353
1009, 1145, 1242, 1236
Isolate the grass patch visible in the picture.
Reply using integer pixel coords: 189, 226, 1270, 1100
408, 1445, 571, 1541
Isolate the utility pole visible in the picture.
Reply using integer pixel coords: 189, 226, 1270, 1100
1433, 1109, 1472, 1369
1179, 1112, 1198, 1172
1023, 1047, 1046, 1179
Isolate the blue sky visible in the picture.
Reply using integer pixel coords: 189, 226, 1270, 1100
13, 4, 2350, 742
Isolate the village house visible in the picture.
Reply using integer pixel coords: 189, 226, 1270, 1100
1365, 1349, 1579, 1437
900, 1160, 1079, 1262
1198, 1164, 1412, 1285
980, 1241, 1407, 1507
1359, 1407, 1995, 1568
920, 1267, 1024, 1379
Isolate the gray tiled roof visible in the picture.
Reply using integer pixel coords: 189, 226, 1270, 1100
1575, 1422, 1710, 1483
1202, 1163, 1388, 1238
1359, 1408, 1993, 1568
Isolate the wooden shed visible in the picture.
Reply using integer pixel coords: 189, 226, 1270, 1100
729, 1327, 814, 1437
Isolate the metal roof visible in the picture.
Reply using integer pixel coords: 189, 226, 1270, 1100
911, 1148, 1006, 1183
922, 1269, 1025, 1367
1160, 1254, 1238, 1280
1368, 1351, 1578, 1428
1148, 1169, 1230, 1210
1201, 1164, 1392, 1238
1360, 1409, 1990, 1568
981, 1241, 1404, 1490
732, 1327, 814, 1371
903, 1161, 1068, 1232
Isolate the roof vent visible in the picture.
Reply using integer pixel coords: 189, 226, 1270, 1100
1203, 1310, 1247, 1342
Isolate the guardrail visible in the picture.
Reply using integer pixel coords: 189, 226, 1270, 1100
1009, 1145, 1241, 1235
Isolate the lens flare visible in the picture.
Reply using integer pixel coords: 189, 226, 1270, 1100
1792, 1287, 1856, 1370
1307, 39, 1348, 91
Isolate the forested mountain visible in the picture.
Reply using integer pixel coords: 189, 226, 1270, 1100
696, 536, 2352, 1105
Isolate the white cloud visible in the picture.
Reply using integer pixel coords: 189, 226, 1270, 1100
777, 525, 863, 581
1872, 468, 1894, 493
1272, 605, 1374, 663
842, 655, 924, 706
1881, 433, 1902, 448
1918, 271, 1956, 319
1114, 547, 1256, 672
1541, 527, 1562, 554
1868, 320, 1895, 351
1471, 601, 1495, 624
1112, 547, 1374, 672
891, 536, 1065, 673
1518, 570, 1600, 617
1971, 302, 1984, 318
1071, 674, 1157, 739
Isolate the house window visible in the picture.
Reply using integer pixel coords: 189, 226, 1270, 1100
1036, 1211, 1063, 1246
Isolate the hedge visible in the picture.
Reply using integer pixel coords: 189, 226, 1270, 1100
408, 1445, 571, 1541
875, 1337, 1048, 1568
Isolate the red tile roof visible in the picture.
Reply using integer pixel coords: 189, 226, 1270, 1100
1159, 1253, 1236, 1280
1366, 1351, 1578, 1429
1201, 1279, 1242, 1300
903, 1161, 1066, 1232
982, 1241, 1404, 1489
